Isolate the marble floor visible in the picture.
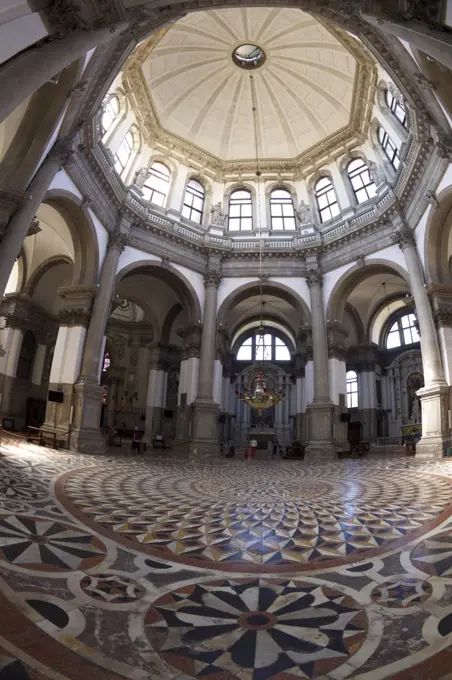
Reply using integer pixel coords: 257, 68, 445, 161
2, 444, 452, 679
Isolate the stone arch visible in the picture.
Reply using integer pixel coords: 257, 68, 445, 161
24, 255, 73, 297
115, 260, 202, 325
161, 302, 184, 345
218, 280, 311, 333
423, 186, 452, 284
41, 190, 99, 286
232, 323, 296, 355
326, 261, 410, 328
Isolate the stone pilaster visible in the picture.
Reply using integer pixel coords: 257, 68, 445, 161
392, 223, 448, 458
41, 285, 95, 446
190, 269, 221, 456
304, 270, 335, 460
71, 223, 130, 453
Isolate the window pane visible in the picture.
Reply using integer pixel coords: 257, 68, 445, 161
275, 345, 290, 360
284, 217, 296, 230
387, 330, 401, 349
272, 217, 283, 230
241, 218, 252, 230
237, 345, 252, 361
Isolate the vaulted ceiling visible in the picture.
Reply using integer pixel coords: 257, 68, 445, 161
125, 7, 375, 166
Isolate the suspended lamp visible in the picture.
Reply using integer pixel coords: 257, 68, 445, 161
235, 74, 285, 415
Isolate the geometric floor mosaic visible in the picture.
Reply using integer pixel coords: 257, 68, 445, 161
2, 444, 452, 679
60, 460, 452, 572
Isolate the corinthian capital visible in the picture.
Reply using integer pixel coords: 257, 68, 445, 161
204, 270, 222, 288
391, 227, 415, 250
47, 138, 74, 169
108, 229, 129, 252
305, 270, 323, 288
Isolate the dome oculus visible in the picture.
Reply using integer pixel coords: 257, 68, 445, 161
233, 44, 265, 70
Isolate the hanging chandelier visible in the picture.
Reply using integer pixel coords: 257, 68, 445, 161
235, 74, 285, 415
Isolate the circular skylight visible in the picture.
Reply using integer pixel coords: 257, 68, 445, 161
232, 44, 266, 70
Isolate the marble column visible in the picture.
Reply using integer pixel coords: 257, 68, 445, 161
305, 271, 335, 459
41, 285, 95, 445
190, 270, 221, 454
0, 140, 72, 298
0, 22, 129, 124
71, 227, 129, 453
392, 225, 449, 458
144, 346, 168, 442
174, 325, 201, 445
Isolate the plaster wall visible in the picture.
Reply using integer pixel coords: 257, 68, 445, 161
87, 207, 109, 273
366, 245, 407, 272
217, 277, 257, 311
49, 170, 83, 200
171, 262, 205, 317
117, 247, 160, 275
271, 276, 311, 312
323, 263, 354, 313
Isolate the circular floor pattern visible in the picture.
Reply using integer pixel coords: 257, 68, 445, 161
145, 577, 368, 680
59, 459, 452, 572
0, 515, 108, 572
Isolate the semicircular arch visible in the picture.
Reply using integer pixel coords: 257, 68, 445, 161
115, 260, 202, 324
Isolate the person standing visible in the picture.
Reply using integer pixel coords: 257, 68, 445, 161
250, 438, 257, 458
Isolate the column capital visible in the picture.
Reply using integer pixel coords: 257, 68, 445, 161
47, 137, 74, 169
108, 228, 130, 253
305, 270, 323, 288
204, 270, 222, 288
391, 226, 416, 250
328, 344, 348, 361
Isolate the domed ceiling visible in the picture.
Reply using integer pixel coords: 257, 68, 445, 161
126, 8, 375, 165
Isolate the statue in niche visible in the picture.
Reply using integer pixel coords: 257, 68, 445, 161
368, 160, 386, 186
210, 201, 227, 226
133, 167, 149, 190
296, 200, 313, 226
407, 372, 424, 424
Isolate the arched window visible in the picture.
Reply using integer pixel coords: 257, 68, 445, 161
182, 179, 205, 224
101, 95, 120, 134
378, 126, 400, 169
113, 129, 134, 178
228, 189, 252, 231
346, 370, 358, 408
17, 331, 37, 380
142, 162, 171, 207
347, 158, 377, 204
386, 313, 420, 349
236, 332, 291, 362
314, 177, 340, 223
386, 89, 408, 128
270, 189, 296, 230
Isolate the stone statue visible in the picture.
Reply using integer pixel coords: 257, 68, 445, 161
368, 160, 385, 186
133, 167, 149, 190
296, 200, 312, 226
210, 201, 227, 226
410, 395, 421, 424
